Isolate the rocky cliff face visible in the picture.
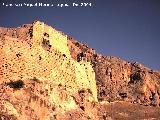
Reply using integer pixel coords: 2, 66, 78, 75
68, 34, 160, 106
0, 21, 160, 120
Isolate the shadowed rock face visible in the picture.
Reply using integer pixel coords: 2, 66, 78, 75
0, 21, 160, 120
68, 36, 160, 106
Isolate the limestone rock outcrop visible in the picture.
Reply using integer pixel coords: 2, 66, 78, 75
0, 21, 97, 120
0, 21, 160, 120
68, 36, 160, 107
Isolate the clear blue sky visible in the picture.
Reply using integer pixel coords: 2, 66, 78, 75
0, 0, 160, 70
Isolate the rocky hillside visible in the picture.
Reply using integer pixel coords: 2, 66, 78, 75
0, 21, 160, 120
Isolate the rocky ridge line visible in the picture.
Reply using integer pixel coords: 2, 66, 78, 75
0, 21, 160, 120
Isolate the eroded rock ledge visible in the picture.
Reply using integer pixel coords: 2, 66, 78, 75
0, 21, 160, 120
